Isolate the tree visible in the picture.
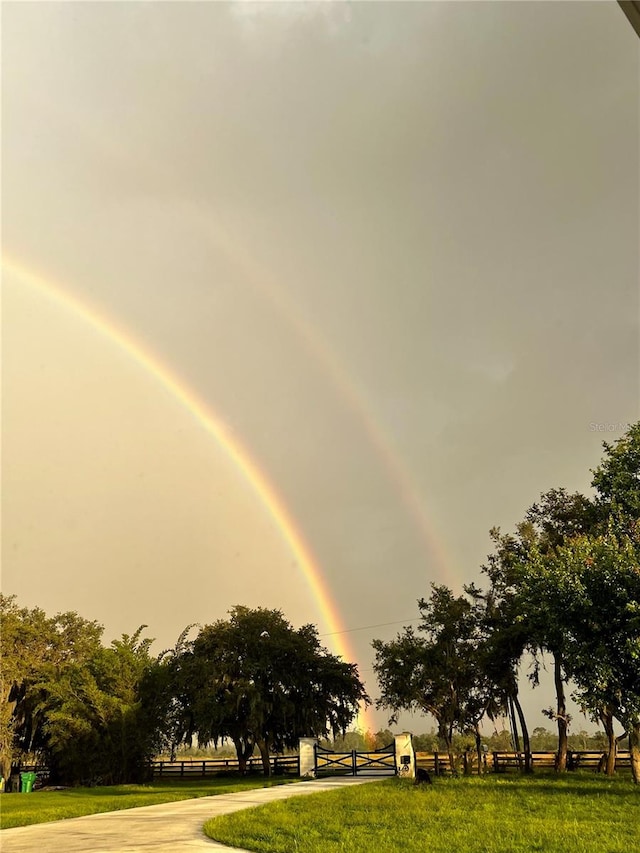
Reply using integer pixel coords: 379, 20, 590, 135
588, 422, 640, 781
176, 607, 368, 776
0, 596, 104, 785
370, 728, 395, 750
412, 730, 441, 752
530, 727, 557, 751
479, 529, 537, 772
39, 626, 167, 785
526, 533, 640, 781
156, 624, 199, 762
524, 488, 601, 771
322, 730, 369, 752
591, 422, 640, 538
0, 596, 52, 783
482, 490, 596, 772
373, 586, 496, 775
1, 596, 171, 786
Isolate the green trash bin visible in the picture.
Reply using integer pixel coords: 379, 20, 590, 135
20, 772, 36, 793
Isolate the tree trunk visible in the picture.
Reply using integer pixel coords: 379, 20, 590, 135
513, 692, 533, 774
630, 719, 640, 785
474, 725, 483, 776
508, 696, 523, 771
508, 696, 521, 753
0, 743, 13, 781
600, 709, 617, 776
440, 722, 457, 777
553, 654, 568, 773
233, 738, 245, 775
0, 698, 18, 787
256, 738, 271, 777
233, 737, 254, 776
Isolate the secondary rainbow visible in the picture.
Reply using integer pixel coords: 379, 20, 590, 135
179, 207, 456, 586
3, 256, 374, 731
39, 100, 455, 586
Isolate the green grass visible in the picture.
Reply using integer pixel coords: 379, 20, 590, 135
204, 774, 640, 853
0, 776, 297, 829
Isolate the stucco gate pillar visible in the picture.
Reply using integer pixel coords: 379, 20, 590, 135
394, 731, 416, 779
299, 737, 318, 778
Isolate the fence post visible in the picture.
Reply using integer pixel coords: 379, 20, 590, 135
299, 737, 318, 778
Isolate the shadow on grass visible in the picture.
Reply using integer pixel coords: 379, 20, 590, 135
57, 776, 296, 797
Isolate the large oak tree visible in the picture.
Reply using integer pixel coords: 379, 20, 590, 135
175, 606, 368, 775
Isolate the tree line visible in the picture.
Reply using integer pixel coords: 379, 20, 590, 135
2, 424, 637, 787
0, 601, 366, 786
372, 422, 640, 782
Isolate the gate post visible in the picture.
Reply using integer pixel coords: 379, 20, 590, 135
394, 732, 416, 779
299, 737, 318, 778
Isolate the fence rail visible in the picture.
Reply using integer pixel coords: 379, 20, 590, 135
491, 751, 632, 773
150, 755, 299, 779
414, 750, 633, 775
415, 752, 456, 776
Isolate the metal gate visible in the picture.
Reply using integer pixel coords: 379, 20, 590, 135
315, 742, 396, 777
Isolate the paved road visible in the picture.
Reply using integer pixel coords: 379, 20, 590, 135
0, 776, 384, 853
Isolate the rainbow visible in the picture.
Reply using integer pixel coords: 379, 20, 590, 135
3, 256, 375, 731
177, 205, 455, 586
32, 96, 455, 586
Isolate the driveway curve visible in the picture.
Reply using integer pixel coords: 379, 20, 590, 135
1, 776, 383, 853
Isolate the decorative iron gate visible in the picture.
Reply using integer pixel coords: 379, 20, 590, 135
314, 742, 396, 777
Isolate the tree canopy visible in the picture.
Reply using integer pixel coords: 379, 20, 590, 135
373, 422, 640, 782
373, 585, 496, 773
0, 596, 170, 785
173, 606, 369, 775
2, 423, 638, 786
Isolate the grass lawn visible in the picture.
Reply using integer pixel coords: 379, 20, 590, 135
204, 774, 640, 853
0, 776, 297, 829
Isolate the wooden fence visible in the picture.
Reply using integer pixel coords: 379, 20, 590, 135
415, 750, 633, 775
13, 749, 635, 787
152, 750, 632, 780
492, 751, 632, 773
415, 752, 457, 776
150, 755, 300, 779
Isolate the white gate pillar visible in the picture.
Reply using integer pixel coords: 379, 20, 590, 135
299, 737, 318, 778
394, 732, 416, 779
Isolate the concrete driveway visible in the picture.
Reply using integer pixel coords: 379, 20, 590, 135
0, 776, 384, 853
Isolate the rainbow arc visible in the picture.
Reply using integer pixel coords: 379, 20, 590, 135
3, 256, 374, 730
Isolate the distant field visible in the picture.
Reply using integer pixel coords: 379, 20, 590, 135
204, 774, 640, 853
0, 777, 297, 829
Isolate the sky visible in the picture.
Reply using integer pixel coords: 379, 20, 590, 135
2, 1, 639, 737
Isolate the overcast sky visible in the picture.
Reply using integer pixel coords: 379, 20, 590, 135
2, 1, 638, 735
